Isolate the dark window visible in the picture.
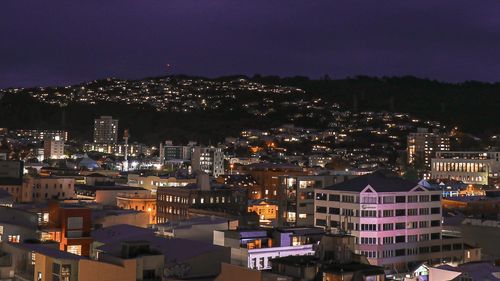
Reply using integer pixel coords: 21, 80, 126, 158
143, 270, 156, 279
431, 194, 440, 201
52, 263, 60, 274
316, 193, 327, 201
395, 222, 405, 229
316, 206, 327, 213
453, 243, 463, 250
395, 249, 406, 256
395, 209, 406, 216
329, 194, 340, 201
419, 247, 430, 253
316, 219, 326, 226
328, 207, 340, 215
431, 233, 440, 240
396, 196, 406, 203
305, 192, 314, 200
442, 244, 452, 251
431, 245, 440, 252
431, 207, 441, 214
431, 220, 440, 227
395, 235, 405, 243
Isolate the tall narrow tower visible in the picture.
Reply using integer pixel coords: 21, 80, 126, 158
123, 129, 129, 171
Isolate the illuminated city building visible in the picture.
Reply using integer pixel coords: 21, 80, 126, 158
407, 128, 450, 168
43, 137, 65, 160
314, 172, 465, 271
431, 151, 500, 185
93, 116, 118, 144
116, 192, 157, 224
279, 175, 335, 226
191, 146, 225, 177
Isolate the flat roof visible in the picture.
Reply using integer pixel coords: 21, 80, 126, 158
92, 224, 225, 262
18, 243, 86, 260
323, 171, 419, 193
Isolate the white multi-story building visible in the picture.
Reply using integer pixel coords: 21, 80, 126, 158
93, 116, 118, 144
22, 176, 75, 202
127, 174, 196, 194
213, 228, 320, 270
43, 137, 65, 160
191, 146, 224, 177
431, 151, 500, 185
314, 171, 464, 271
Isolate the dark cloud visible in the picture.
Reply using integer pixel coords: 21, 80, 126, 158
1, 0, 500, 88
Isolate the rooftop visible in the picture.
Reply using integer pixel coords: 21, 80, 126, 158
323, 171, 420, 193
18, 243, 86, 260
92, 224, 226, 262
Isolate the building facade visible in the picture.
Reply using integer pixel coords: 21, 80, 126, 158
431, 151, 500, 185
116, 192, 157, 224
239, 163, 308, 200
127, 174, 196, 194
93, 116, 118, 144
11, 129, 68, 142
163, 140, 196, 162
44, 138, 65, 160
278, 175, 336, 226
407, 128, 450, 169
314, 172, 464, 271
22, 176, 76, 202
191, 146, 225, 177
42, 201, 94, 257
213, 228, 323, 271
156, 184, 248, 223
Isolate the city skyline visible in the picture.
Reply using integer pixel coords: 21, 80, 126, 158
2, 0, 500, 88
0, 1, 499, 280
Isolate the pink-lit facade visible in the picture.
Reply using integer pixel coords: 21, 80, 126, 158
314, 177, 464, 271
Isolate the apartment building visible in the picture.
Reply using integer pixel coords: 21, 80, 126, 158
407, 128, 450, 169
191, 146, 225, 177
156, 174, 248, 223
314, 171, 464, 271
162, 140, 197, 162
43, 137, 65, 160
22, 176, 75, 202
278, 175, 336, 226
93, 116, 118, 144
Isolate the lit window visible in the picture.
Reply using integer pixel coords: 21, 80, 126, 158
8, 235, 20, 243
67, 245, 82, 256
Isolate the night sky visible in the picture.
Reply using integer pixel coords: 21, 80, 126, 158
1, 0, 500, 88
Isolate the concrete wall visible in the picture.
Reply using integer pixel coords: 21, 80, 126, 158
96, 190, 150, 206
216, 263, 262, 281
34, 253, 79, 281
79, 258, 136, 281
94, 212, 149, 228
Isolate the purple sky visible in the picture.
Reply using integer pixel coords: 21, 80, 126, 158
1, 0, 500, 88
